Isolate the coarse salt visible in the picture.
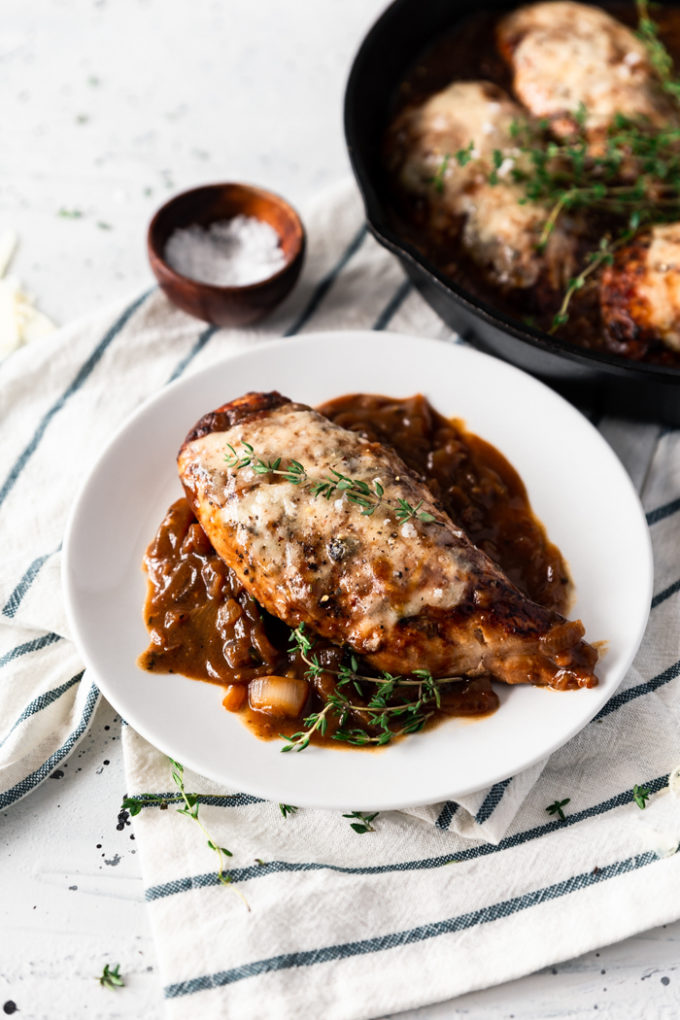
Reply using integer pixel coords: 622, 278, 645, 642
164, 215, 286, 287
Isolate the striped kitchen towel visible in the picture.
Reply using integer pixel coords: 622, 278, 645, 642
2, 178, 680, 1019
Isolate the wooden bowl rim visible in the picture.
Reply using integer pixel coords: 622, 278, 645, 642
147, 182, 306, 295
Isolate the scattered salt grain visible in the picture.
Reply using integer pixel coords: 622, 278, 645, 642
164, 215, 286, 287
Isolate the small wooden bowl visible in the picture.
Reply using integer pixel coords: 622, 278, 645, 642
147, 183, 306, 327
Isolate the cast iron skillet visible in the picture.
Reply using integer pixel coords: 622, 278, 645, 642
344, 0, 680, 423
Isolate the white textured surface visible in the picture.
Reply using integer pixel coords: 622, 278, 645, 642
1, 0, 679, 1017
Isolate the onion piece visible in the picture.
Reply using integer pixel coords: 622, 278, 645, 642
222, 684, 247, 713
248, 676, 309, 717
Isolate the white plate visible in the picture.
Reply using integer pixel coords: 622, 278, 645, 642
62, 331, 653, 811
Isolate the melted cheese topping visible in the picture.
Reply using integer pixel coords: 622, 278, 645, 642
392, 81, 572, 288
636, 224, 680, 351
179, 405, 474, 654
500, 2, 669, 136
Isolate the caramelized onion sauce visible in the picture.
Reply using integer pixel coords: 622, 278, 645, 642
138, 394, 572, 745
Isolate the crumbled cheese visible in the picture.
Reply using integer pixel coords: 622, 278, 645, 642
400, 521, 417, 539
0, 230, 56, 359
482, 122, 496, 135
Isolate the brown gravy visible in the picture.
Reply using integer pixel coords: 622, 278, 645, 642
383, 5, 680, 366
139, 393, 572, 744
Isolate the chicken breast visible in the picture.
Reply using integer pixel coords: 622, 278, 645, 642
600, 222, 680, 353
177, 391, 598, 690
386, 80, 575, 291
497, 2, 676, 146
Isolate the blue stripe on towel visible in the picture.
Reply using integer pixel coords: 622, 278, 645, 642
595, 655, 680, 719
283, 226, 367, 337
0, 674, 82, 749
0, 631, 62, 669
145, 772, 668, 902
163, 851, 657, 997
2, 545, 61, 619
373, 280, 412, 331
475, 778, 513, 826
130, 792, 265, 810
434, 801, 458, 830
0, 678, 99, 809
166, 325, 219, 384
651, 577, 680, 609
646, 495, 680, 526
0, 288, 153, 511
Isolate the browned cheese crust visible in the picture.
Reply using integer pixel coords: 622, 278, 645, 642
177, 392, 598, 690
601, 224, 680, 355
497, 1, 677, 150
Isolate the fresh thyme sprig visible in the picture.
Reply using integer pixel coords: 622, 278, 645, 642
224, 443, 436, 524
280, 623, 459, 752
98, 963, 124, 990
431, 152, 451, 194
632, 784, 651, 809
279, 803, 298, 818
550, 235, 625, 331
428, 144, 477, 193
168, 759, 236, 891
342, 810, 379, 834
122, 759, 250, 909
637, 0, 680, 101
546, 798, 571, 821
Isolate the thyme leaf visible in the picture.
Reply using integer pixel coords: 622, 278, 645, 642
122, 761, 250, 910
546, 798, 571, 821
431, 152, 451, 194
632, 784, 651, 809
99, 963, 124, 990
342, 810, 379, 834
280, 623, 462, 752
637, 0, 680, 101
224, 446, 438, 525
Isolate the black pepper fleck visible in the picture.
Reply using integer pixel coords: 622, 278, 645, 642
3, 1002, 18, 1015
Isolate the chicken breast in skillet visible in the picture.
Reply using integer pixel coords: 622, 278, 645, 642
385, 80, 576, 292
177, 391, 598, 690
600, 222, 680, 353
497, 1, 677, 147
